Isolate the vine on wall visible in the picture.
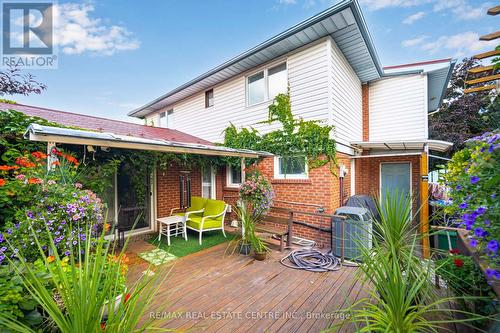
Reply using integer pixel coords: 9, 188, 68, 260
222, 92, 337, 174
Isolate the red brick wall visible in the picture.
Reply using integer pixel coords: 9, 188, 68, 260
354, 155, 421, 214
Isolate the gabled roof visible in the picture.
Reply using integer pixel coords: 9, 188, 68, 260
383, 58, 456, 113
0, 102, 212, 145
129, 0, 383, 118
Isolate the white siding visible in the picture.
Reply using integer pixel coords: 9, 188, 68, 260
369, 74, 428, 141
327, 37, 362, 154
145, 38, 331, 143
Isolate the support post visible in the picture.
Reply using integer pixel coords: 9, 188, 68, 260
420, 145, 430, 258
240, 157, 245, 182
46, 142, 56, 171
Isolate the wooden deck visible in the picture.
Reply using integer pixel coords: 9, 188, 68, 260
126, 240, 367, 333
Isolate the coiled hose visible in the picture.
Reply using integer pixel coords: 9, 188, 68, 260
280, 248, 341, 272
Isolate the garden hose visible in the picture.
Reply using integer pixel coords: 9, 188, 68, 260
280, 248, 341, 272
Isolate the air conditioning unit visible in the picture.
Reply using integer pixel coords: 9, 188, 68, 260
332, 206, 372, 262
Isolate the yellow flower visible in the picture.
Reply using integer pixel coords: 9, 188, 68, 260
47, 255, 55, 263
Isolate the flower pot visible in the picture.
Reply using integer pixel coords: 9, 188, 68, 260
254, 251, 267, 261
239, 243, 251, 255
101, 288, 127, 320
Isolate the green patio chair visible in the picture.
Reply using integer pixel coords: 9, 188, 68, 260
170, 196, 207, 220
185, 199, 228, 245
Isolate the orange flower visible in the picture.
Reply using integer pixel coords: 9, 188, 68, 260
15, 157, 36, 168
100, 322, 106, 330
52, 161, 61, 166
63, 154, 79, 165
124, 293, 131, 304
47, 255, 55, 263
0, 179, 6, 187
0, 165, 19, 171
31, 151, 47, 160
28, 177, 42, 184
51, 148, 62, 157
103, 223, 110, 232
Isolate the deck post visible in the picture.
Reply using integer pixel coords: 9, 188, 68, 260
46, 142, 56, 171
240, 157, 245, 182
420, 144, 430, 258
287, 211, 293, 248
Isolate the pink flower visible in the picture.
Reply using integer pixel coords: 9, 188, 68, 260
75, 182, 83, 189
47, 180, 56, 185
15, 174, 26, 180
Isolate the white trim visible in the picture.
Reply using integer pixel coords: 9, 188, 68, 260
245, 60, 288, 107
350, 159, 356, 196
226, 164, 242, 188
273, 156, 309, 179
379, 161, 412, 201
423, 73, 429, 139
352, 152, 422, 159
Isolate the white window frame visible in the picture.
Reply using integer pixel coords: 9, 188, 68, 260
157, 109, 174, 128
246, 61, 288, 107
201, 165, 216, 199
226, 164, 242, 188
274, 156, 308, 180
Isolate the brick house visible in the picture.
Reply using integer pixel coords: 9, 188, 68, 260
3, 0, 454, 248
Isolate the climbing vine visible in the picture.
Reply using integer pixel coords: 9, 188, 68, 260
222, 92, 337, 174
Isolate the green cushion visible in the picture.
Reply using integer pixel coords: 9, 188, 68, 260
204, 199, 226, 219
187, 196, 207, 212
187, 216, 222, 230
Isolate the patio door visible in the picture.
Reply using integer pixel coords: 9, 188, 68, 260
380, 162, 411, 201
117, 162, 151, 231
201, 165, 216, 199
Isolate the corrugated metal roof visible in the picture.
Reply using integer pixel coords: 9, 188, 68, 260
129, 0, 383, 118
24, 124, 273, 158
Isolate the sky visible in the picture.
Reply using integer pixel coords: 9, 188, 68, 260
11, 0, 499, 123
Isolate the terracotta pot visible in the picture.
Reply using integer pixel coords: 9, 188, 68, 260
254, 251, 266, 261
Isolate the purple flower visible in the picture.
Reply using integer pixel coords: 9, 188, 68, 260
64, 251, 70, 256
489, 145, 494, 153
456, 185, 462, 190
459, 202, 468, 209
0, 233, 3, 243
27, 211, 34, 219
485, 219, 491, 226
0, 246, 6, 252
469, 238, 478, 247
492, 194, 497, 199
476, 207, 487, 215
487, 240, 499, 253
486, 268, 495, 278
470, 176, 480, 184
474, 228, 488, 238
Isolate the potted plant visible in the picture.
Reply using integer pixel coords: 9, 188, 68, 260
249, 231, 269, 261
234, 202, 253, 255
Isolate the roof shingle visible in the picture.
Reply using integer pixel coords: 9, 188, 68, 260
0, 102, 212, 146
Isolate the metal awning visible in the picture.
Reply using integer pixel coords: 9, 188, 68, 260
24, 124, 273, 158
351, 139, 453, 152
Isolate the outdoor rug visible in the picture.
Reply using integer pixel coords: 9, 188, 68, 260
148, 230, 235, 258
138, 248, 177, 266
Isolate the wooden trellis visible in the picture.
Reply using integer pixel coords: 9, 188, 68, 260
464, 6, 499, 94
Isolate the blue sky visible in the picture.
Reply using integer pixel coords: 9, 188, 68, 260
13, 0, 498, 123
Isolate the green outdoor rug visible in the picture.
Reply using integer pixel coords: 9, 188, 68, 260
138, 248, 177, 266
148, 230, 234, 258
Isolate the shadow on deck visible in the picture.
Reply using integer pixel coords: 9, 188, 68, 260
125, 240, 366, 333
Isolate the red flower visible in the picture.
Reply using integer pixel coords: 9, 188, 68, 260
0, 165, 19, 171
28, 177, 42, 185
449, 249, 460, 255
454, 259, 464, 268
124, 293, 131, 304
100, 322, 106, 330
51, 148, 62, 157
52, 161, 61, 166
0, 179, 6, 187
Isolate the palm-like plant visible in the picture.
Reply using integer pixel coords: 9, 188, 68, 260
332, 191, 492, 332
0, 221, 169, 332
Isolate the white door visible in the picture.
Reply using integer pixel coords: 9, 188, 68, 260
201, 166, 216, 199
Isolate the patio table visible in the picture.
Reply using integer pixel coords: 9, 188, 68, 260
158, 215, 187, 246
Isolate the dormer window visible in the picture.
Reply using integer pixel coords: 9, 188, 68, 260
158, 109, 174, 128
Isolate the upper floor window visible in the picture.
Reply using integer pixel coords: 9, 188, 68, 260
205, 89, 214, 108
226, 164, 242, 187
246, 62, 287, 106
274, 156, 308, 179
158, 109, 174, 128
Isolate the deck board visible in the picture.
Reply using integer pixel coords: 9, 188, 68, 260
126, 240, 363, 333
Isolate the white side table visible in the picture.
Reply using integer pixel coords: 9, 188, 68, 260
158, 215, 187, 246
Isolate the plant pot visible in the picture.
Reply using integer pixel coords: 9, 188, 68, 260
101, 288, 126, 320
239, 243, 251, 255
254, 251, 267, 261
